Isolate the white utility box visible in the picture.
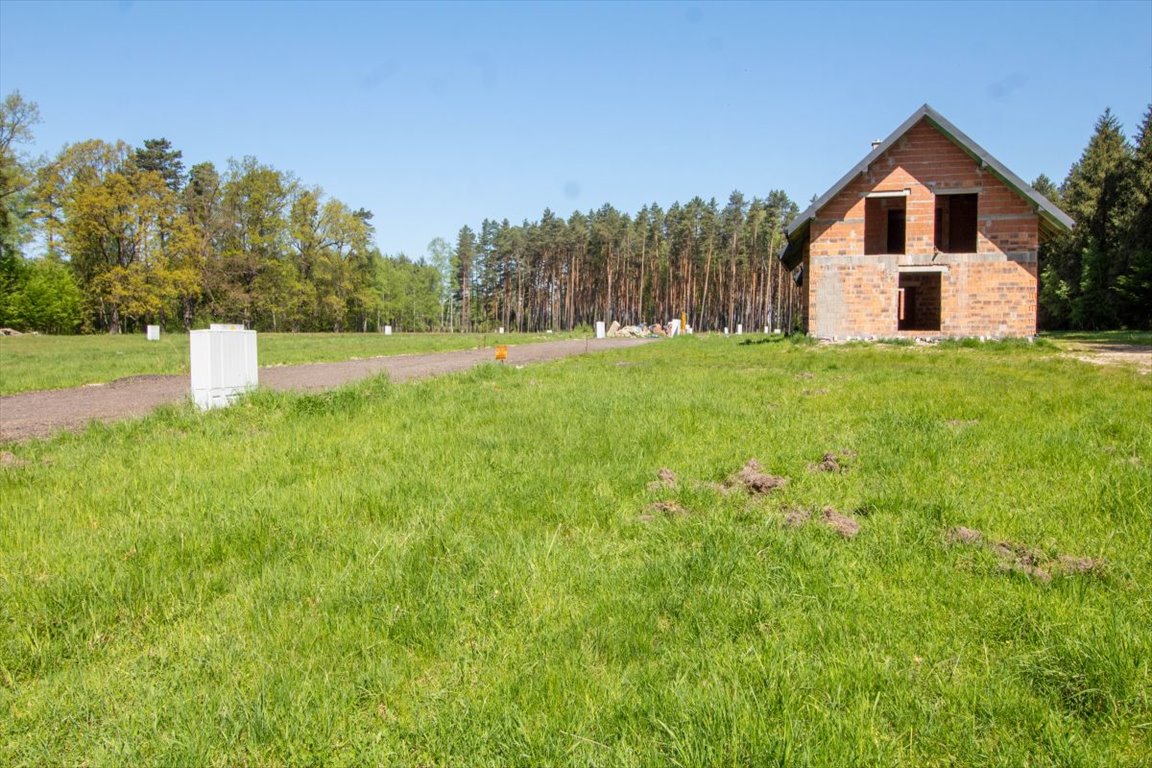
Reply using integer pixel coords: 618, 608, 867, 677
190, 324, 258, 410
146, 325, 161, 341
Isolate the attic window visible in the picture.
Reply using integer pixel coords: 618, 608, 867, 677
865, 195, 906, 255
934, 193, 978, 253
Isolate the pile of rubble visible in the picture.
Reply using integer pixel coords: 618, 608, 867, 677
605, 320, 689, 338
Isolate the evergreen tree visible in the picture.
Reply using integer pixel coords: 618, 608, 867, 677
1116, 107, 1152, 328
454, 225, 476, 332
134, 138, 185, 192
1061, 109, 1134, 328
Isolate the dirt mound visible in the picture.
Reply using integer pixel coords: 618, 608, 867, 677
783, 506, 811, 527
946, 526, 983, 545
647, 468, 678, 491
779, 505, 861, 537
947, 525, 1105, 582
810, 450, 855, 473
820, 507, 860, 538
729, 459, 788, 494
647, 500, 687, 517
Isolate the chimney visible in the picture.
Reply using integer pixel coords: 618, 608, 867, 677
871, 139, 882, 149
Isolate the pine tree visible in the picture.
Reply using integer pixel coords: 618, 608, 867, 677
1060, 109, 1134, 328
134, 138, 185, 192
454, 225, 475, 332
1116, 106, 1152, 328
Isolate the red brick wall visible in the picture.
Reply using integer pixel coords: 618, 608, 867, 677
805, 119, 1040, 338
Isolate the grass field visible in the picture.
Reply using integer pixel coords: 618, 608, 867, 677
2, 337, 1149, 766
0, 330, 586, 396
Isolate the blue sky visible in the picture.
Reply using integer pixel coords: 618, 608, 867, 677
2, 0, 1149, 258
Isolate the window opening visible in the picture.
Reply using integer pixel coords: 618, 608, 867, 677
865, 195, 907, 255
934, 193, 977, 253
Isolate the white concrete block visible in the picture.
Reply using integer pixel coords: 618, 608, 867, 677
384, 325, 392, 335
190, 327, 258, 410
595, 321, 605, 339
146, 325, 160, 341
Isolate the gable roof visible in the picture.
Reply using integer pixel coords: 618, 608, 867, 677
778, 104, 1074, 269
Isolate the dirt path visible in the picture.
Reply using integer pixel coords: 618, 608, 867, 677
1062, 342, 1152, 374
0, 338, 654, 442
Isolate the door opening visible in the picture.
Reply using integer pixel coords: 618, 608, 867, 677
898, 272, 941, 331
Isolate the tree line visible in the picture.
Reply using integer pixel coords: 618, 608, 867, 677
1034, 107, 1151, 330
447, 190, 800, 334
1, 89, 1148, 334
0, 91, 801, 335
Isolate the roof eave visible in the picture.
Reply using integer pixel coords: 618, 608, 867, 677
778, 104, 1075, 266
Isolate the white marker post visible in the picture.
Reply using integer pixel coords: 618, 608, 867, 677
736, 324, 743, 335
190, 324, 258, 410
146, 325, 160, 341
595, 321, 606, 339
384, 325, 392, 336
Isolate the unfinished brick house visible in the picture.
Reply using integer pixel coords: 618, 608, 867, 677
779, 104, 1073, 338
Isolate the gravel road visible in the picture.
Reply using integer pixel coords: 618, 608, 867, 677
0, 338, 654, 442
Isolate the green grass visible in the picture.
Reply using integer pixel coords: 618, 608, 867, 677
2, 338, 1149, 766
0, 331, 585, 395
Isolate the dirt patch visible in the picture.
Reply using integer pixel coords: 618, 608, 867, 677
820, 507, 860, 538
1064, 342, 1152, 374
1055, 555, 1106, 575
946, 526, 984, 545
1, 450, 26, 467
646, 500, 687, 517
728, 459, 788, 495
809, 450, 855, 473
779, 505, 861, 537
948, 525, 1104, 582
647, 468, 678, 492
812, 452, 841, 472
997, 560, 1053, 583
783, 506, 811, 527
